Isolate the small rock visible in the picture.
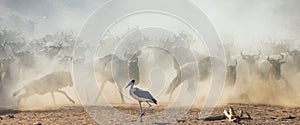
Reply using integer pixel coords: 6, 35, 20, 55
33, 121, 42, 125
7, 115, 15, 119
176, 118, 185, 123
281, 116, 296, 120
270, 117, 277, 119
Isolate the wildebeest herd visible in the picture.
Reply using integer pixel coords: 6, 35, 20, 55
0, 25, 300, 107
0, 27, 88, 105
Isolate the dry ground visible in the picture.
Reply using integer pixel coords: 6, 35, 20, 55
0, 103, 299, 125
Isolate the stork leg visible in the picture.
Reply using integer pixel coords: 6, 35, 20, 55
51, 92, 56, 106
141, 101, 152, 117
56, 90, 75, 103
137, 102, 143, 122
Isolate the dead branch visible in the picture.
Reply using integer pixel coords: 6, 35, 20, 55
223, 106, 252, 123
197, 115, 227, 121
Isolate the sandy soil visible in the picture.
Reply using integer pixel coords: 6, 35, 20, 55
0, 103, 299, 125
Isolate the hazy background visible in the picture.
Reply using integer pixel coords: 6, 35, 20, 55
0, 0, 299, 43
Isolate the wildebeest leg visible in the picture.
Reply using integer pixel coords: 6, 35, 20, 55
17, 93, 30, 104
187, 79, 196, 95
51, 92, 57, 106
0, 72, 3, 83
1, 72, 5, 83
94, 81, 107, 103
119, 88, 125, 103
281, 76, 289, 87
167, 77, 181, 100
281, 76, 294, 96
169, 90, 174, 101
56, 90, 75, 104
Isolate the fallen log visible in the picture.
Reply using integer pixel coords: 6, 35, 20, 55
176, 106, 253, 123
197, 115, 227, 121
223, 106, 252, 123
281, 116, 296, 120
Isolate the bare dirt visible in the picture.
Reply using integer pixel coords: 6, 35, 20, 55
0, 103, 299, 125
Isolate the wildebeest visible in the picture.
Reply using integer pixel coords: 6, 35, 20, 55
226, 60, 238, 86
271, 42, 289, 54
267, 54, 286, 81
165, 56, 215, 99
12, 71, 75, 105
94, 53, 140, 103
0, 42, 11, 58
41, 42, 63, 60
240, 51, 261, 75
12, 50, 35, 77
240, 51, 269, 80
287, 48, 300, 72
0, 56, 15, 87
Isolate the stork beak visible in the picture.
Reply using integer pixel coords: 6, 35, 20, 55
125, 82, 132, 89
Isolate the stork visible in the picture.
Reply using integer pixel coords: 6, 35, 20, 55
125, 79, 157, 122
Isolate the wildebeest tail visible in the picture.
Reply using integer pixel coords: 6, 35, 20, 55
166, 84, 174, 94
12, 87, 24, 97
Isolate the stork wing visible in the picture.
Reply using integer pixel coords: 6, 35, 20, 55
133, 88, 155, 100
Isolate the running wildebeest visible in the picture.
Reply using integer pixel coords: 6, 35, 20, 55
166, 56, 215, 99
12, 71, 75, 105
94, 52, 140, 103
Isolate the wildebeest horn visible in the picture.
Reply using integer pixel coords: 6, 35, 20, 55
278, 53, 284, 61
165, 37, 170, 43
256, 50, 261, 56
42, 38, 47, 43
240, 51, 244, 56
287, 47, 291, 54
21, 37, 26, 44
240, 51, 247, 58
9, 55, 15, 61
267, 56, 270, 61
